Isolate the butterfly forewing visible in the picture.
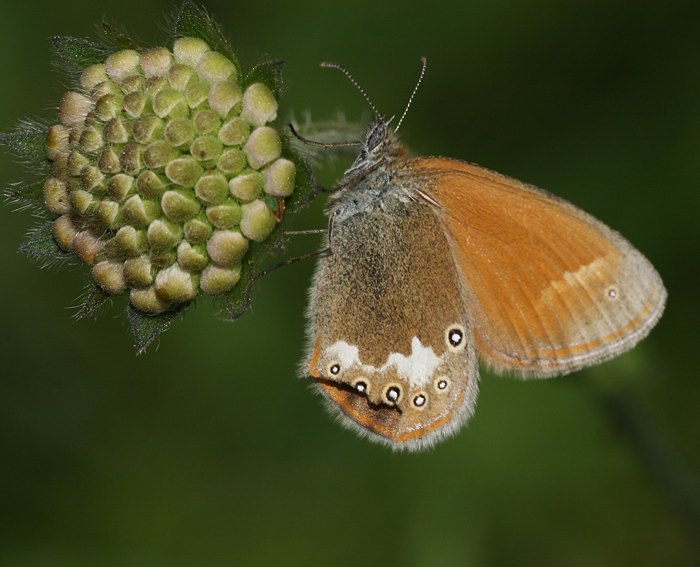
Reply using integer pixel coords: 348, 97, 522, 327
408, 157, 666, 377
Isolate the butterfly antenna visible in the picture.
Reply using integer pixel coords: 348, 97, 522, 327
395, 57, 427, 133
320, 61, 381, 117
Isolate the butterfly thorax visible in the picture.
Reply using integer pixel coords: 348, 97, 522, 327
327, 118, 410, 217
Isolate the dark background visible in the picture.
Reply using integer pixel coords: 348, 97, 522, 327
1, 1, 698, 565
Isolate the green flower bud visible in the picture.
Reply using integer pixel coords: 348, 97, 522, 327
22, 34, 298, 318
46, 124, 71, 159
143, 140, 179, 169
154, 263, 198, 303
92, 260, 126, 295
67, 150, 89, 176
197, 51, 237, 83
98, 147, 122, 174
244, 127, 281, 169
153, 88, 188, 119
81, 165, 106, 192
168, 63, 196, 92
200, 263, 241, 295
183, 214, 214, 243
177, 241, 209, 272
241, 83, 278, 127
206, 229, 248, 266
44, 178, 69, 214
130, 286, 169, 314
147, 218, 183, 250
185, 79, 210, 109
173, 37, 210, 67
72, 230, 103, 264
79, 126, 104, 154
162, 189, 201, 221
123, 255, 154, 287
70, 189, 96, 216
150, 249, 177, 269
262, 158, 296, 197
164, 118, 195, 147
190, 135, 222, 163
208, 81, 242, 117
103, 117, 130, 144
105, 49, 140, 81
195, 172, 229, 204
122, 195, 160, 227
80, 64, 108, 91
123, 92, 148, 118
136, 170, 169, 199
53, 215, 78, 250
94, 93, 124, 121
165, 157, 203, 187
119, 143, 143, 175
217, 148, 246, 175
218, 117, 249, 146
192, 109, 221, 135
108, 174, 135, 201
132, 116, 164, 144
114, 225, 147, 256
229, 169, 262, 202
206, 199, 242, 229
140, 47, 173, 78
240, 199, 276, 242
59, 92, 93, 126
96, 200, 122, 229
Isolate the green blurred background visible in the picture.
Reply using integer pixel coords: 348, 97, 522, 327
1, 1, 699, 565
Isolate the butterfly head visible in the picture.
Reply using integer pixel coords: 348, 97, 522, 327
345, 116, 406, 175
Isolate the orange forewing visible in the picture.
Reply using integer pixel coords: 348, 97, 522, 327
410, 158, 665, 377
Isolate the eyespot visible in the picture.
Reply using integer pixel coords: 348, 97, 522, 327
445, 324, 467, 352
606, 286, 619, 300
413, 393, 427, 409
434, 376, 450, 392
327, 363, 341, 376
384, 384, 402, 405
353, 379, 369, 394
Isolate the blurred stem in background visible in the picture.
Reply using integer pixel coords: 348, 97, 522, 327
589, 385, 700, 555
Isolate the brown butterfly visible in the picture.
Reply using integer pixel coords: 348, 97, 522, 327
301, 59, 666, 451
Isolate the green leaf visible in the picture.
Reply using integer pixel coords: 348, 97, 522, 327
4, 180, 45, 212
18, 222, 73, 268
245, 59, 285, 98
51, 36, 109, 74
0, 120, 49, 164
220, 227, 286, 320
282, 140, 321, 214
127, 304, 187, 355
170, 1, 238, 69
97, 19, 141, 51
75, 285, 111, 320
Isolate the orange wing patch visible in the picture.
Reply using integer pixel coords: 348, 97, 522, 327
408, 157, 666, 377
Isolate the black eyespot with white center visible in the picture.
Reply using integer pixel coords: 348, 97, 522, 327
354, 380, 368, 393
445, 324, 467, 352
384, 385, 401, 404
329, 363, 340, 376
434, 376, 451, 392
413, 394, 427, 408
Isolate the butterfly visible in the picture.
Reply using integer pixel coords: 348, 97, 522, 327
298, 58, 666, 451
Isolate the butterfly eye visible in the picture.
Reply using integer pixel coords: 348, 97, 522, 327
384, 384, 402, 404
413, 393, 427, 409
445, 324, 467, 352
